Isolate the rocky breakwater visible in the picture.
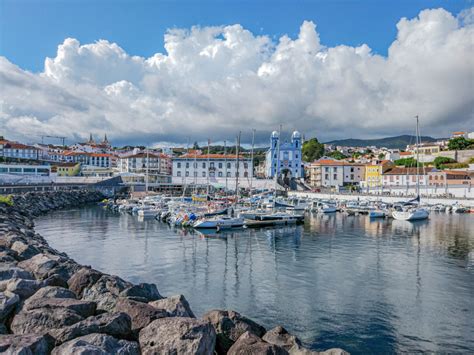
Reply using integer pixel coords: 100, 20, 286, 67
0, 190, 349, 355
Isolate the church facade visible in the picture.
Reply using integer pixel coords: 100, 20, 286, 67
265, 130, 303, 179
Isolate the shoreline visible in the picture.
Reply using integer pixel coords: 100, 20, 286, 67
0, 190, 348, 354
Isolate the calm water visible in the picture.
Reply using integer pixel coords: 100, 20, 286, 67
36, 207, 474, 354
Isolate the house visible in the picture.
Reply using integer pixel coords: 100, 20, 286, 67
52, 162, 81, 177
364, 160, 393, 188
0, 163, 50, 177
428, 170, 472, 186
308, 158, 365, 188
118, 152, 171, 184
1, 140, 40, 160
172, 152, 252, 186
265, 131, 303, 179
382, 167, 434, 187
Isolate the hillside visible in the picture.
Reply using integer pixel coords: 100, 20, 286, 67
324, 135, 440, 150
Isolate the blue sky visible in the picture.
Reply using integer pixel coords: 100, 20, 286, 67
1, 0, 471, 72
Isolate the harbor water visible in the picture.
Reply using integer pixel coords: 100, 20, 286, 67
36, 207, 474, 354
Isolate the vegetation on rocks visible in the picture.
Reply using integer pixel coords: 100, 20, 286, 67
0, 190, 349, 355
0, 195, 13, 206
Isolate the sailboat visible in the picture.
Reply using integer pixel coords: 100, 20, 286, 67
392, 116, 429, 221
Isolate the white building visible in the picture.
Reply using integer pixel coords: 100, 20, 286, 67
172, 153, 253, 186
118, 152, 171, 184
382, 167, 434, 187
1, 140, 40, 160
265, 131, 303, 178
308, 158, 365, 188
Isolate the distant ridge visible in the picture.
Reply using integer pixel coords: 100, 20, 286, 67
324, 135, 439, 150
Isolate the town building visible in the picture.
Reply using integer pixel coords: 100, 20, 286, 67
0, 140, 40, 160
118, 152, 171, 184
265, 131, 303, 179
172, 153, 252, 186
428, 170, 472, 187
382, 167, 434, 187
308, 158, 365, 189
52, 163, 81, 177
364, 160, 393, 188
0, 163, 51, 178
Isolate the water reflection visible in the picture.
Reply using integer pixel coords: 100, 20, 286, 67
36, 208, 474, 354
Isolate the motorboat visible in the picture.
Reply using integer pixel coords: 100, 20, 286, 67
193, 216, 244, 229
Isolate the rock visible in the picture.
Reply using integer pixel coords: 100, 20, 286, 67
139, 317, 216, 355
26, 286, 76, 304
10, 240, 40, 260
149, 294, 195, 318
289, 344, 350, 355
18, 253, 58, 279
0, 334, 53, 354
263, 326, 301, 351
115, 297, 167, 334
24, 297, 97, 318
51, 312, 132, 344
6, 278, 42, 299
51, 333, 140, 355
202, 309, 266, 354
0, 323, 7, 334
10, 307, 84, 335
120, 283, 162, 302
228, 331, 288, 355
68, 267, 102, 297
43, 273, 70, 288
82, 275, 132, 312
0, 291, 20, 323
0, 266, 33, 281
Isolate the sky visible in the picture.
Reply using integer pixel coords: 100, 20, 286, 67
0, 0, 473, 146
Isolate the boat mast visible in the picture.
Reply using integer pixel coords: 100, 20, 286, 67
273, 125, 282, 207
415, 115, 420, 199
145, 146, 149, 194
206, 138, 210, 197
224, 140, 228, 195
182, 137, 189, 198
250, 129, 255, 198
235, 132, 241, 205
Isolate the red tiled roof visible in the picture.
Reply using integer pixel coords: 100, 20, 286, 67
179, 154, 246, 159
384, 167, 434, 175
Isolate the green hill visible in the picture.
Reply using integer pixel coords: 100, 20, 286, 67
324, 135, 440, 150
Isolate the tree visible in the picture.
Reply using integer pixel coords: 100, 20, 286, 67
327, 151, 347, 160
302, 138, 325, 162
193, 141, 200, 150
378, 153, 385, 160
394, 157, 418, 167
447, 137, 474, 151
433, 156, 456, 169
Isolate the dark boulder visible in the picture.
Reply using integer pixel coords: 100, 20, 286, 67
263, 326, 301, 351
26, 286, 76, 304
10, 307, 84, 335
228, 331, 288, 355
51, 312, 132, 344
82, 275, 132, 312
202, 309, 266, 354
0, 291, 20, 323
120, 283, 162, 302
114, 297, 167, 334
6, 278, 42, 299
24, 298, 96, 318
0, 334, 53, 354
67, 267, 102, 297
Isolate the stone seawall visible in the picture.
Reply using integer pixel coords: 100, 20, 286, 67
0, 191, 348, 355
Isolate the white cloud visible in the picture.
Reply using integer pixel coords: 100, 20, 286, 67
1, 8, 473, 145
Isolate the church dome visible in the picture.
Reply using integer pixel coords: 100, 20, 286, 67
292, 131, 301, 139
271, 131, 279, 138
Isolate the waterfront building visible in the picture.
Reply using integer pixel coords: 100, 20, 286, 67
308, 158, 365, 189
0, 163, 51, 184
428, 170, 472, 187
118, 152, 171, 184
382, 167, 434, 187
52, 162, 81, 177
0, 140, 40, 160
364, 160, 393, 188
265, 131, 303, 179
172, 152, 252, 186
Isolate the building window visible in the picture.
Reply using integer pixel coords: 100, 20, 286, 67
218, 172, 223, 177
227, 172, 231, 177
185, 171, 189, 177
177, 171, 181, 177
244, 162, 248, 169
202, 162, 206, 168
202, 172, 206, 177
210, 162, 214, 168
235, 172, 239, 177
333, 174, 337, 180
186, 162, 189, 168
194, 162, 197, 168
227, 162, 231, 169
325, 174, 329, 180
218, 162, 223, 168
244, 172, 248, 177
325, 167, 329, 172
194, 172, 197, 177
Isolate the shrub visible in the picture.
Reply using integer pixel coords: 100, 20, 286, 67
0, 195, 14, 206
439, 163, 469, 169
434, 156, 456, 169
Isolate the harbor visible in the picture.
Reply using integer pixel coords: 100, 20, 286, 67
36, 203, 474, 354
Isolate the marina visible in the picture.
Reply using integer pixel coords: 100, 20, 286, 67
35, 203, 474, 354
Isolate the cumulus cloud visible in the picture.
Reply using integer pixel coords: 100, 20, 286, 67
0, 8, 473, 145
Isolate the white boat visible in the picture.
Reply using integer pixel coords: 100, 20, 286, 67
312, 201, 337, 213
193, 216, 244, 229
392, 208, 429, 221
